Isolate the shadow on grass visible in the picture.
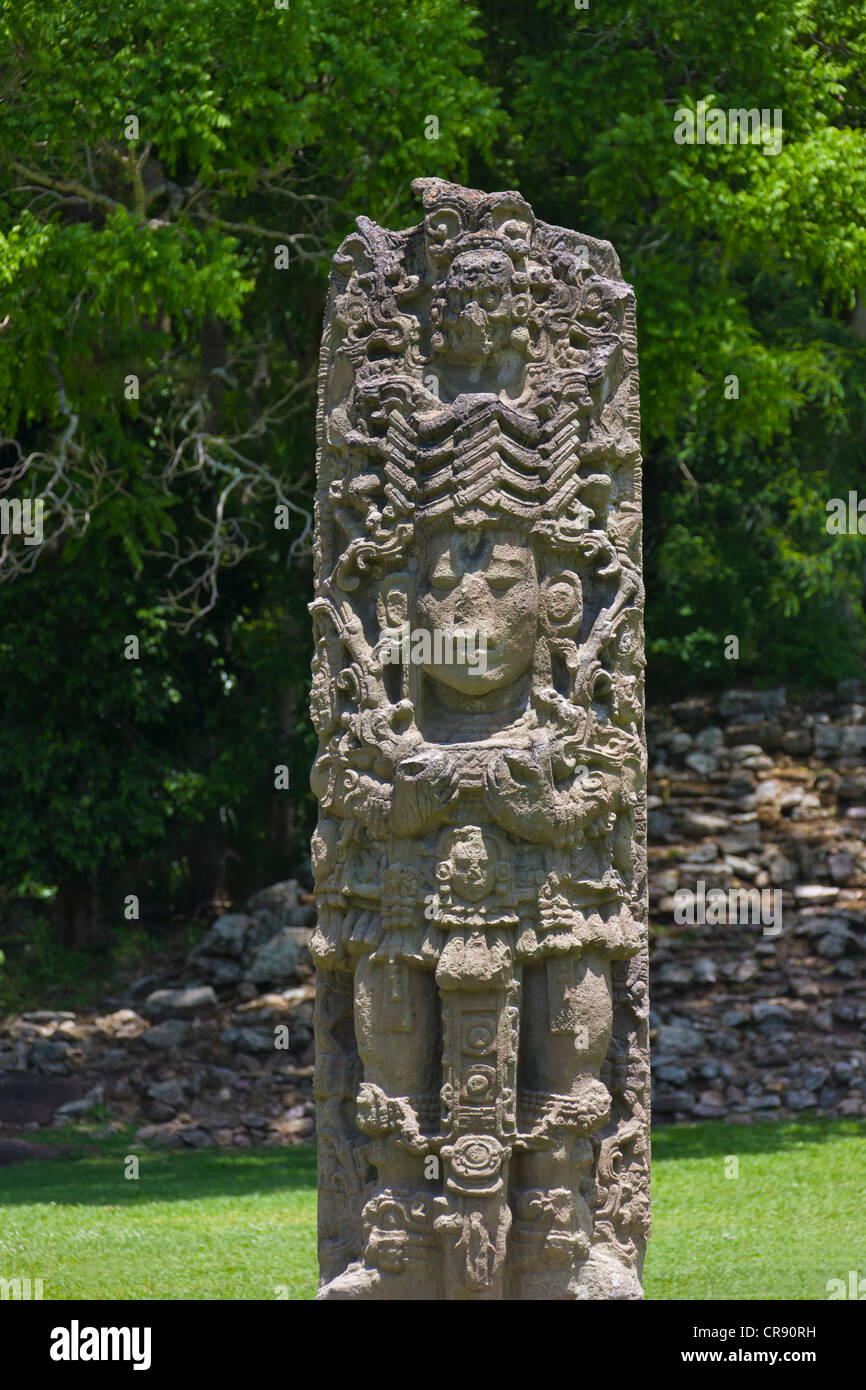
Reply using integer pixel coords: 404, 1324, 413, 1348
651, 1115, 865, 1162
0, 1141, 317, 1207
1, 1117, 860, 1210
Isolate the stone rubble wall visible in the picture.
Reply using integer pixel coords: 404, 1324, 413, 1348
0, 881, 318, 1156
1, 677, 864, 1155
648, 678, 866, 1123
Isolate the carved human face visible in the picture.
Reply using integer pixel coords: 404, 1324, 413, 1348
447, 826, 495, 902
430, 250, 516, 363
415, 529, 538, 695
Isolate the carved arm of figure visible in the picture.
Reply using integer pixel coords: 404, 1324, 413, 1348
570, 534, 641, 708
329, 765, 394, 839
484, 743, 558, 843
485, 744, 619, 847
555, 766, 620, 844
391, 747, 462, 836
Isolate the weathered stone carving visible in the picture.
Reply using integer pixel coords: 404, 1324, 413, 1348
310, 178, 649, 1299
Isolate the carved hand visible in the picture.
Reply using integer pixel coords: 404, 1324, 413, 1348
484, 745, 558, 842
391, 748, 460, 834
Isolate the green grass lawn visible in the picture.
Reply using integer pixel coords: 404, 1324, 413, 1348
1, 1117, 862, 1300
0, 1137, 318, 1300
646, 1117, 866, 1300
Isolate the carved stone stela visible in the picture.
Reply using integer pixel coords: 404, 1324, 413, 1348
310, 179, 649, 1300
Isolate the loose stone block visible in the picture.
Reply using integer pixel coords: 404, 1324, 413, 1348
310, 179, 649, 1299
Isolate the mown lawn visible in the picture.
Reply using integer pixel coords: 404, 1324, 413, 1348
646, 1117, 866, 1300
0, 1138, 318, 1300
0, 1118, 862, 1300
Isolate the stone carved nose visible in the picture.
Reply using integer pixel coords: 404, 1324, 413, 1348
454, 573, 486, 621
462, 302, 487, 328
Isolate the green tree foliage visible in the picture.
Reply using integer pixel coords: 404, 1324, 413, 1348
474, 0, 866, 686
0, 0, 500, 932
1, 0, 864, 937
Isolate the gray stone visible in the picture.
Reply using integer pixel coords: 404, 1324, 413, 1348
728, 744, 765, 763
831, 1000, 865, 1023
680, 810, 730, 838
146, 1080, 187, 1108
54, 1084, 105, 1119
654, 963, 693, 987
135, 1124, 184, 1147
693, 1091, 726, 1117
654, 1064, 690, 1085
245, 928, 309, 984
816, 934, 847, 959
143, 986, 217, 1020
656, 1022, 703, 1052
725, 854, 760, 879
802, 1065, 830, 1090
29, 1039, 70, 1073
189, 956, 244, 986
718, 822, 762, 853
832, 1060, 857, 1083
653, 1092, 693, 1114
220, 1026, 275, 1054
239, 1112, 270, 1130
247, 880, 300, 915
722, 1009, 751, 1028
684, 750, 718, 776
179, 1127, 214, 1149
718, 688, 786, 719
200, 913, 254, 957
0, 1046, 28, 1071
754, 778, 794, 808
783, 1090, 817, 1111
752, 1003, 792, 1025
668, 732, 694, 754
311, 180, 648, 1301
20, 1011, 76, 1024
794, 884, 839, 904
648, 809, 674, 837
781, 729, 812, 756
838, 773, 866, 800
695, 727, 725, 752
725, 719, 784, 750
140, 1020, 191, 1051
828, 852, 855, 883
816, 724, 866, 756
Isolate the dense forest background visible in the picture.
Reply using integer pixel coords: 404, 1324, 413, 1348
1, 0, 864, 949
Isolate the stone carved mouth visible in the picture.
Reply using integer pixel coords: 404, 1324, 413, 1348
449, 308, 495, 357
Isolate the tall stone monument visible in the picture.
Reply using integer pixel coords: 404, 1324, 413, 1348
310, 179, 649, 1300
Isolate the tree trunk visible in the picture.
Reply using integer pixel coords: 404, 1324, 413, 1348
54, 873, 111, 951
